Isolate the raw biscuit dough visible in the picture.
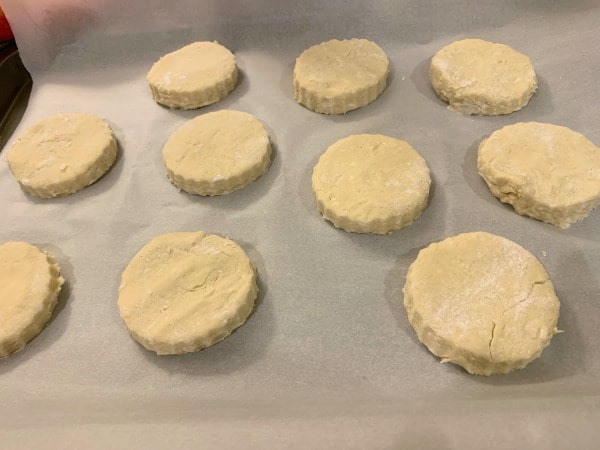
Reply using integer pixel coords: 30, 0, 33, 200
147, 41, 238, 109
478, 122, 600, 229
312, 134, 431, 234
6, 113, 117, 198
0, 242, 64, 357
117, 231, 258, 355
403, 232, 560, 376
294, 38, 389, 114
162, 110, 272, 196
430, 38, 537, 115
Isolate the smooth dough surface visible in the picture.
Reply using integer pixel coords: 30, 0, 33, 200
403, 232, 560, 376
6, 113, 117, 198
430, 38, 537, 115
162, 110, 272, 196
312, 134, 431, 234
294, 38, 389, 114
117, 232, 258, 355
478, 122, 600, 229
0, 242, 64, 357
147, 41, 238, 109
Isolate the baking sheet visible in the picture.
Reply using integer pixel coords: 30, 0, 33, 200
1, 0, 600, 448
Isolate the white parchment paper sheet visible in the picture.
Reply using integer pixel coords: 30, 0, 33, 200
1, 1, 599, 448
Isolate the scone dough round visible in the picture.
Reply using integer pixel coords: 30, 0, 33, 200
294, 38, 389, 114
430, 38, 537, 115
147, 41, 238, 109
117, 232, 258, 355
0, 242, 64, 357
312, 134, 431, 234
6, 113, 117, 198
478, 122, 600, 229
403, 232, 560, 376
162, 110, 272, 196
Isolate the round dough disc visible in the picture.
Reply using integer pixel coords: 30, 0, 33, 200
6, 113, 117, 198
0, 242, 64, 357
294, 38, 389, 114
430, 38, 537, 115
147, 41, 238, 110
117, 232, 258, 355
403, 232, 560, 376
162, 110, 272, 196
312, 134, 431, 234
478, 122, 600, 229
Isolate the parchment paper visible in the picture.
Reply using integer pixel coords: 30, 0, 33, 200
1, 1, 599, 448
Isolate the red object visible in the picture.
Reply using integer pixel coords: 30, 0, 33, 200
0, 7, 15, 42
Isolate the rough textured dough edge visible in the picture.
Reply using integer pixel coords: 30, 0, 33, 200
403, 232, 560, 376
147, 41, 238, 110
312, 134, 431, 234
162, 110, 272, 196
477, 122, 600, 229
429, 38, 537, 115
293, 38, 389, 114
0, 242, 64, 358
6, 113, 118, 198
117, 232, 258, 355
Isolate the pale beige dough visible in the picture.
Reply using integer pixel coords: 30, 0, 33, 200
147, 41, 238, 110
403, 232, 560, 376
478, 122, 600, 229
6, 113, 117, 198
312, 134, 431, 234
0, 242, 64, 357
162, 110, 272, 196
294, 38, 389, 114
430, 38, 537, 115
117, 232, 258, 355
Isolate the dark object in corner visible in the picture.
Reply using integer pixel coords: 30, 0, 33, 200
0, 40, 32, 153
